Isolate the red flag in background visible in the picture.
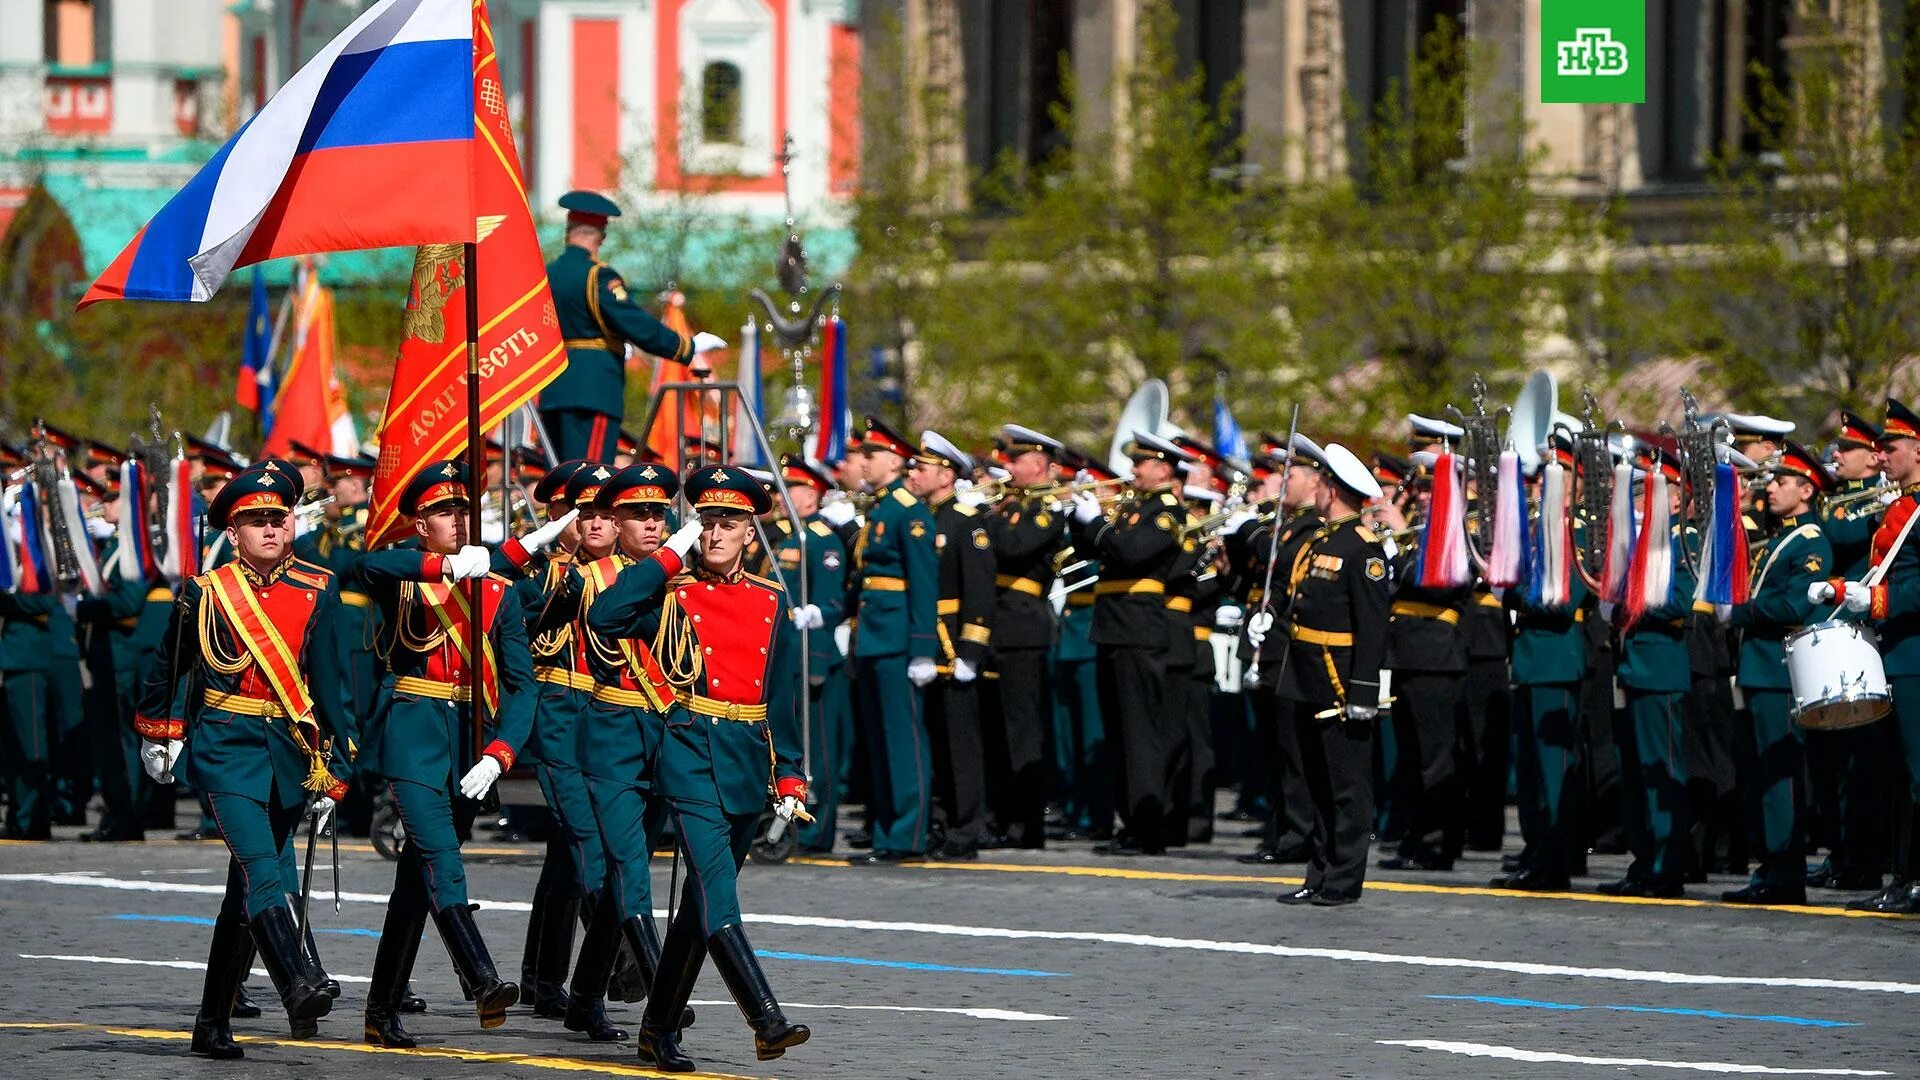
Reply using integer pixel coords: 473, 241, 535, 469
365, 0, 567, 548
644, 291, 721, 463
262, 263, 347, 457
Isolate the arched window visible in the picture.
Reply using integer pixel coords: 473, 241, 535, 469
701, 61, 743, 145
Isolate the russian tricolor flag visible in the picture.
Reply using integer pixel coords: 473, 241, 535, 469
79, 0, 475, 308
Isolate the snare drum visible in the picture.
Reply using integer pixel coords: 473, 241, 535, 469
1784, 620, 1892, 731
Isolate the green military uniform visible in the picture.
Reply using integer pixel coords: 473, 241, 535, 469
0, 588, 60, 839
1050, 552, 1107, 836
540, 192, 692, 463
764, 500, 848, 854
77, 536, 168, 840
1501, 525, 1589, 888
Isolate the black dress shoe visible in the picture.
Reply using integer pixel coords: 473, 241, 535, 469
1217, 808, 1263, 823
1378, 854, 1453, 872
1721, 882, 1807, 905
1832, 872, 1887, 891
399, 985, 427, 1013
231, 984, 263, 1019
176, 828, 213, 842
1500, 853, 1524, 873
1309, 891, 1358, 907
847, 850, 924, 866
1092, 840, 1163, 857
843, 829, 873, 850
1596, 877, 1648, 896
1846, 879, 1918, 913
928, 843, 978, 862
1489, 869, 1571, 892
78, 828, 142, 843
1276, 887, 1318, 905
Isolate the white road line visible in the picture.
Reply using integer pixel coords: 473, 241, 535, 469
7, 872, 1917, 997
687, 998, 1066, 1022
1381, 1039, 1892, 1076
19, 954, 372, 983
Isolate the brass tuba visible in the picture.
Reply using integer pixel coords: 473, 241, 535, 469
1661, 388, 1729, 572
1559, 391, 1626, 592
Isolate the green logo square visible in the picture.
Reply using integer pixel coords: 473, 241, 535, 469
1540, 0, 1645, 104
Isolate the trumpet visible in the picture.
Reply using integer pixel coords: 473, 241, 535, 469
1032, 476, 1131, 500
1180, 495, 1285, 540
1826, 482, 1898, 510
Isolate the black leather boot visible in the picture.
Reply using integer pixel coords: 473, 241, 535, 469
364, 906, 425, 1048
398, 982, 427, 1013
302, 921, 342, 999
606, 933, 647, 1003
249, 906, 333, 1038
231, 981, 263, 1019
521, 875, 548, 992
619, 911, 696, 1029
707, 924, 809, 1061
432, 902, 518, 1028
562, 893, 627, 1041
634, 913, 704, 1073
532, 891, 580, 1019
190, 913, 250, 1059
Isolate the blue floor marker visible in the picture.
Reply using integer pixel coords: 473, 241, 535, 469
112, 913, 381, 937
1425, 993, 1857, 1028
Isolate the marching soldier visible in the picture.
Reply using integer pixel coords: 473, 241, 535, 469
356, 461, 539, 1041
986, 424, 1069, 849
540, 191, 715, 463
847, 417, 939, 865
74, 461, 161, 842
1067, 431, 1196, 856
764, 455, 849, 854
908, 431, 995, 859
134, 460, 353, 1058
1724, 440, 1833, 905
1258, 444, 1390, 905
293, 452, 381, 835
588, 466, 812, 1071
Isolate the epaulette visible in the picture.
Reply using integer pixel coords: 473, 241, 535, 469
1159, 491, 1181, 506
1786, 522, 1823, 544
955, 502, 979, 517
287, 558, 333, 588
1353, 523, 1382, 544
744, 571, 786, 593
891, 486, 916, 508
774, 519, 793, 535
808, 520, 833, 537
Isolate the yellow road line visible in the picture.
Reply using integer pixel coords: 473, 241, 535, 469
788, 856, 1917, 920
0, 1021, 757, 1079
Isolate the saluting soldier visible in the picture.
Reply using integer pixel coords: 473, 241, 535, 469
1724, 440, 1834, 905
588, 467, 812, 1072
539, 191, 718, 463
907, 431, 995, 859
1067, 431, 1196, 857
847, 417, 939, 865
134, 461, 353, 1058
356, 461, 536, 1042
986, 424, 1069, 849
765, 455, 849, 854
1257, 444, 1389, 906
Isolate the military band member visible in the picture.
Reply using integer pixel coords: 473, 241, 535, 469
765, 455, 849, 854
1068, 431, 1196, 856
1050, 449, 1114, 841
135, 461, 353, 1057
907, 431, 995, 858
848, 417, 939, 864
1256, 444, 1389, 905
986, 424, 1069, 849
1724, 440, 1833, 905
540, 191, 712, 463
1170, 436, 1228, 845
588, 467, 811, 1071
357, 461, 536, 1041
75, 461, 160, 842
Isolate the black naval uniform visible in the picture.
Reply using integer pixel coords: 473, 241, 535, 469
1158, 517, 1206, 848
1460, 581, 1512, 851
1279, 512, 1391, 902
1072, 485, 1188, 854
925, 491, 995, 856
985, 485, 1068, 848
1230, 507, 1323, 862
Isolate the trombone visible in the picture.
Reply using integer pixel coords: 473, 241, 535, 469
1826, 482, 1898, 511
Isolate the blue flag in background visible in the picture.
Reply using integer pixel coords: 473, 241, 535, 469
1213, 394, 1247, 461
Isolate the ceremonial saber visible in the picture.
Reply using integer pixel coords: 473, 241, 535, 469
296, 804, 320, 936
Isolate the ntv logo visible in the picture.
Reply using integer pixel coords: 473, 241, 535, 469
1556, 28, 1630, 77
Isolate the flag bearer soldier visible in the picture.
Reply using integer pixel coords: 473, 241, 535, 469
588, 466, 812, 1072
540, 191, 714, 463
1807, 411, 1892, 891
986, 424, 1069, 849
74, 461, 160, 842
356, 461, 535, 1043
1723, 440, 1833, 905
135, 461, 353, 1058
1067, 431, 1196, 857
847, 417, 939, 865
1820, 399, 1920, 913
763, 455, 849, 854
908, 431, 995, 859
1599, 449, 1698, 899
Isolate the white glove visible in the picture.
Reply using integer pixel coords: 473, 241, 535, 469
459, 756, 504, 800
692, 331, 728, 354
1070, 492, 1102, 524
446, 545, 492, 581
773, 794, 815, 825
820, 500, 856, 528
1382, 535, 1400, 560
1222, 509, 1256, 536
140, 738, 181, 784
1345, 704, 1378, 722
952, 657, 978, 683
1246, 610, 1274, 648
793, 603, 823, 631
957, 487, 989, 509
833, 622, 852, 657
1215, 604, 1245, 630
86, 516, 114, 540
309, 795, 336, 834
907, 657, 938, 687
1714, 602, 1733, 625
1599, 601, 1617, 622
518, 507, 579, 555
1841, 581, 1873, 614
1808, 581, 1838, 604
664, 519, 703, 559
1881, 490, 1901, 507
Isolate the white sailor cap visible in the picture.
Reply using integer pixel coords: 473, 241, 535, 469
1000, 424, 1063, 456
1409, 450, 1440, 473
1712, 412, 1796, 439
1408, 413, 1466, 441
1125, 430, 1198, 464
986, 465, 1011, 482
1289, 433, 1327, 468
1183, 484, 1223, 504
915, 430, 974, 474
1322, 442, 1384, 500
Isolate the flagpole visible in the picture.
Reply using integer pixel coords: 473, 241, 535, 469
463, 240, 485, 775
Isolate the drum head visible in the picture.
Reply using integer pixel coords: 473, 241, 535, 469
1794, 696, 1892, 732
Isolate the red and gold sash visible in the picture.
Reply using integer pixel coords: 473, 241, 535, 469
201, 563, 330, 788
583, 555, 675, 710
416, 578, 502, 716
